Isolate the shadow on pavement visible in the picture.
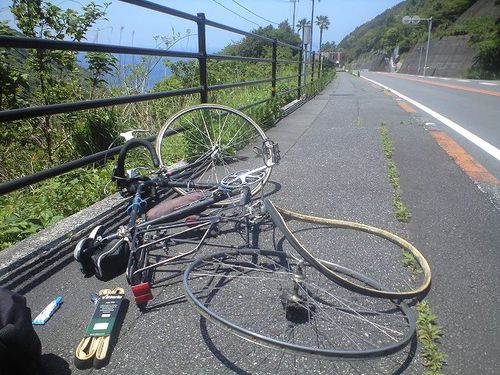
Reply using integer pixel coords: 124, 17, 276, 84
40, 353, 71, 375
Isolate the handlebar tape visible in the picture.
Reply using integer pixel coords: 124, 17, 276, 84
114, 139, 160, 179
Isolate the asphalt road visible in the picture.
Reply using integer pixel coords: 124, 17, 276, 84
1, 72, 499, 374
360, 71, 500, 181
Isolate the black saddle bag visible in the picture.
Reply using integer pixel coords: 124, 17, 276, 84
91, 239, 130, 281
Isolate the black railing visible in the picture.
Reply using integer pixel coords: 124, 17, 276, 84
0, 0, 325, 195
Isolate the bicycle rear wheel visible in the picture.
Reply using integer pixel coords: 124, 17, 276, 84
265, 199, 432, 299
155, 104, 273, 205
183, 249, 416, 360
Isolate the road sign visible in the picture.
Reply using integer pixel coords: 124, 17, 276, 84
412, 16, 421, 25
402, 16, 411, 24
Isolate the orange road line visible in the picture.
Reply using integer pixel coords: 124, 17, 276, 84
430, 130, 500, 185
398, 101, 416, 113
379, 73, 500, 97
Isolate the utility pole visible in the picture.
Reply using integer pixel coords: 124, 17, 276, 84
303, 23, 312, 86
423, 17, 432, 77
310, 0, 316, 53
402, 15, 432, 77
291, 0, 298, 31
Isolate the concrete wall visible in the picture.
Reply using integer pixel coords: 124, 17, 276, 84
398, 35, 477, 77
350, 51, 390, 72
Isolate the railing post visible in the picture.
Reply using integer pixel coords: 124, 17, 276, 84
297, 47, 303, 99
311, 51, 315, 83
318, 52, 322, 79
197, 12, 208, 103
271, 38, 277, 97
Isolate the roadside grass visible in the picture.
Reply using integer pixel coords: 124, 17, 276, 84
0, 71, 336, 251
416, 301, 448, 375
380, 123, 411, 222
381, 122, 447, 374
355, 116, 362, 127
402, 249, 422, 277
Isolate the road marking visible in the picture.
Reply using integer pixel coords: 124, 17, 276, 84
398, 101, 416, 113
430, 131, 500, 184
458, 79, 471, 83
479, 82, 498, 86
361, 75, 500, 161
377, 73, 500, 97
440, 77, 451, 80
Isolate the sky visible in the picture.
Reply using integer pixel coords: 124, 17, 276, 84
0, 0, 403, 52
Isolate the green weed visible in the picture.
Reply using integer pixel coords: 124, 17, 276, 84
380, 125, 446, 373
0, 166, 114, 250
355, 116, 362, 127
416, 301, 447, 374
402, 249, 422, 275
380, 123, 411, 222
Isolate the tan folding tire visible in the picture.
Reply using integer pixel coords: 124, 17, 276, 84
265, 199, 432, 299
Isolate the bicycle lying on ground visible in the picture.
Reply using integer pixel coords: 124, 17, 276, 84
74, 103, 431, 360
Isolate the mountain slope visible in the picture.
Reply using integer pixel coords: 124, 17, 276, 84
338, 0, 500, 78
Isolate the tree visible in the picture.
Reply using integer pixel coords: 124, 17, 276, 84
320, 41, 337, 52
221, 21, 300, 58
296, 18, 309, 33
9, 0, 109, 164
315, 15, 330, 54
85, 52, 117, 99
0, 22, 28, 111
296, 18, 311, 49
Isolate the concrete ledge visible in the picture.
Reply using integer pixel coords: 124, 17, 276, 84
0, 193, 127, 277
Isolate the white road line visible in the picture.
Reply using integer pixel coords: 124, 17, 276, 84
458, 79, 471, 83
480, 82, 498, 86
440, 77, 451, 80
361, 75, 500, 161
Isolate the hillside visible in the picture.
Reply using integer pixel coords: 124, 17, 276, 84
338, 0, 500, 78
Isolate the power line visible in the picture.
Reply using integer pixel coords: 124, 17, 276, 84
229, 0, 280, 26
209, 0, 262, 28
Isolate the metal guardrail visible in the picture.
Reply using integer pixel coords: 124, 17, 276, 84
0, 0, 325, 195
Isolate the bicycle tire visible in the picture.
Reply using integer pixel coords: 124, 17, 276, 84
183, 249, 416, 359
265, 199, 431, 299
155, 104, 272, 205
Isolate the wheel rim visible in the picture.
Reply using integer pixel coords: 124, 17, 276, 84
155, 104, 272, 205
183, 249, 415, 359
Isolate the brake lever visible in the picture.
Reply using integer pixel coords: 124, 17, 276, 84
126, 167, 149, 178
120, 129, 148, 142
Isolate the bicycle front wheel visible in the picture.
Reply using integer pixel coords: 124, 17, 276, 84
155, 104, 273, 205
183, 249, 416, 360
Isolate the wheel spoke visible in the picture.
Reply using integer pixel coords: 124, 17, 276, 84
156, 104, 272, 205
184, 249, 416, 359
